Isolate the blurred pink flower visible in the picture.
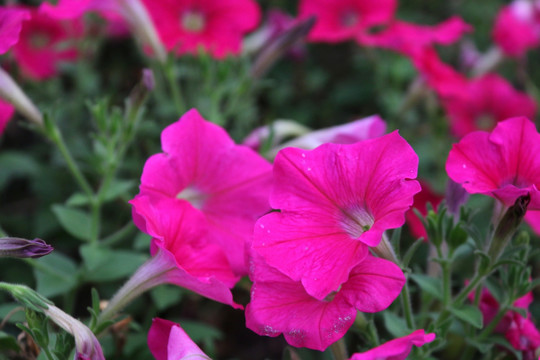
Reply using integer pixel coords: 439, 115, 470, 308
300, 0, 397, 43
414, 49, 536, 137
141, 0, 260, 59
252, 132, 420, 299
446, 117, 540, 210
0, 6, 30, 54
0, 99, 15, 135
11, 7, 83, 80
349, 329, 436, 360
405, 180, 443, 241
358, 16, 472, 57
148, 318, 210, 360
136, 109, 272, 275
493, 0, 540, 57
246, 252, 404, 351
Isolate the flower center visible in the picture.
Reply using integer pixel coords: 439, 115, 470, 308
339, 205, 374, 239
30, 34, 51, 49
177, 187, 207, 209
340, 10, 359, 28
181, 10, 205, 33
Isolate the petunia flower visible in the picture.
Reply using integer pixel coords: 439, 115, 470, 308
413, 48, 536, 137
40, 0, 166, 62
0, 6, 30, 55
405, 180, 443, 241
348, 329, 436, 360
299, 0, 397, 43
11, 6, 83, 80
493, 0, 540, 58
140, 0, 261, 59
252, 131, 420, 299
246, 252, 404, 351
0, 99, 15, 135
136, 109, 272, 275
148, 318, 211, 360
446, 117, 540, 211
358, 16, 472, 58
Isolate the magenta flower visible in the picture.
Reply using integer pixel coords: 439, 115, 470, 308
405, 180, 443, 241
136, 109, 272, 275
358, 16, 472, 58
349, 329, 436, 360
130, 195, 240, 305
446, 117, 540, 211
246, 253, 404, 351
493, 0, 540, 58
0, 99, 14, 135
0, 6, 30, 55
10, 7, 83, 80
148, 318, 210, 360
141, 0, 260, 59
300, 0, 397, 43
252, 132, 419, 299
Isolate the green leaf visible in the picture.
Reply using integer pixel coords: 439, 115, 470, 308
0, 331, 20, 351
409, 274, 443, 300
150, 285, 184, 311
51, 204, 92, 242
100, 179, 135, 203
80, 245, 147, 282
0, 303, 26, 324
0, 152, 40, 189
402, 238, 425, 268
448, 224, 468, 250
382, 311, 409, 338
65, 192, 90, 207
450, 304, 483, 329
33, 252, 78, 298
182, 319, 222, 355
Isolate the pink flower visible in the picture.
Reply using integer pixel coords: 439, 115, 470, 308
40, 0, 167, 62
525, 210, 540, 235
136, 109, 272, 275
405, 180, 443, 241
252, 132, 420, 299
0, 99, 15, 135
148, 318, 210, 360
300, 0, 397, 43
358, 16, 472, 58
414, 49, 537, 137
11, 7, 83, 80
446, 117, 540, 210
493, 0, 540, 57
0, 7, 30, 54
246, 253, 404, 351
349, 329, 436, 360
141, 0, 260, 59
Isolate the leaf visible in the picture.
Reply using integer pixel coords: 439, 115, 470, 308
409, 274, 443, 300
34, 252, 78, 298
80, 245, 147, 282
0, 331, 19, 351
101, 179, 136, 202
150, 285, 184, 311
450, 304, 483, 329
51, 204, 92, 242
0, 152, 40, 188
382, 311, 409, 338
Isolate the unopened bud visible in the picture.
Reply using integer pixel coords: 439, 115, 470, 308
0, 237, 53, 258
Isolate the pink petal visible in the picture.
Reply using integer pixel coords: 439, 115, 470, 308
0, 7, 30, 54
525, 210, 540, 235
349, 329, 436, 360
0, 99, 15, 135
493, 2, 540, 57
148, 318, 209, 360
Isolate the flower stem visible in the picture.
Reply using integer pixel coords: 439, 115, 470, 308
401, 278, 416, 330
329, 338, 348, 360
162, 59, 186, 115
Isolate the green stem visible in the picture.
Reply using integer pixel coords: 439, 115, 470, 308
163, 60, 185, 115
401, 279, 416, 330
329, 338, 348, 360
102, 222, 136, 246
90, 200, 100, 245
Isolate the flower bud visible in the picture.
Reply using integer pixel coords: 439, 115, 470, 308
0, 237, 53, 258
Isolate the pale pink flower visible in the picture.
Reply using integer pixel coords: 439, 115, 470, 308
349, 329, 436, 360
11, 6, 83, 80
300, 0, 397, 43
0, 6, 30, 54
246, 253, 404, 351
446, 117, 540, 211
358, 16, 472, 58
252, 132, 420, 299
148, 318, 211, 360
136, 109, 272, 275
141, 0, 260, 59
493, 0, 540, 57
